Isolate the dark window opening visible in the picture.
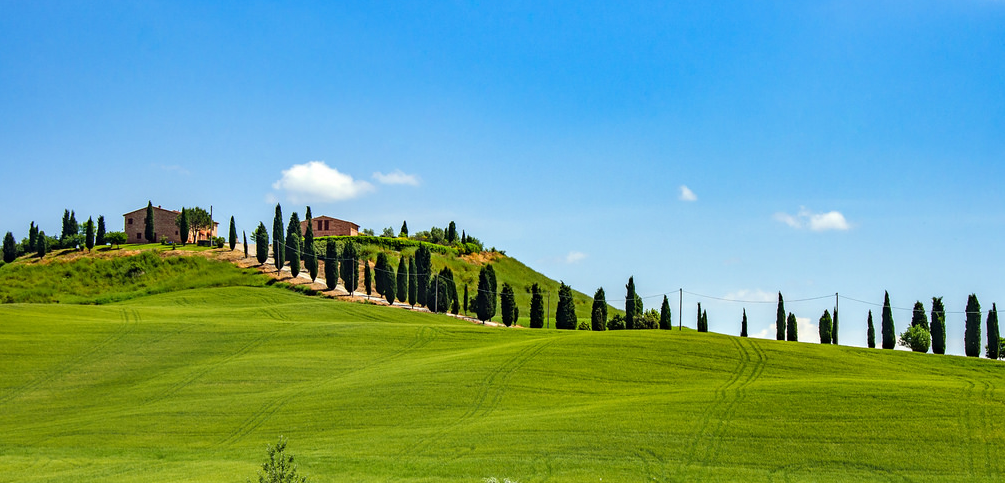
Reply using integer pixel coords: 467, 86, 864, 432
128, 218, 133, 225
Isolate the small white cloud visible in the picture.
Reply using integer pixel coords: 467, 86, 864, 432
154, 164, 190, 176
679, 185, 697, 202
373, 169, 420, 186
797, 316, 817, 343
753, 326, 772, 339
264, 193, 278, 204
723, 289, 776, 303
775, 207, 850, 231
565, 251, 587, 264
272, 161, 374, 203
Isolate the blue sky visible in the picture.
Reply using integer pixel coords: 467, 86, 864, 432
2, 1, 1004, 354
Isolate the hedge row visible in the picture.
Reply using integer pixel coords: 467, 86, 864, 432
314, 235, 459, 256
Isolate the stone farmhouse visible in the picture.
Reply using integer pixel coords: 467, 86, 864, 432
122, 205, 219, 244
300, 216, 359, 237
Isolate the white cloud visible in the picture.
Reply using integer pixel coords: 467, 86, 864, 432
565, 251, 587, 263
154, 164, 190, 176
679, 185, 697, 202
723, 289, 776, 303
752, 318, 818, 343
753, 326, 772, 339
774, 207, 850, 231
272, 161, 374, 203
373, 169, 420, 186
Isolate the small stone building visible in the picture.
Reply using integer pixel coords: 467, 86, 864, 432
123, 205, 218, 244
300, 216, 359, 237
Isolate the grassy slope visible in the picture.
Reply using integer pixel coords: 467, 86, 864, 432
1, 286, 1003, 482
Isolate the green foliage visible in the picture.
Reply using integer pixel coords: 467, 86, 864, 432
592, 287, 607, 331
607, 313, 626, 330
578, 319, 591, 330
318, 235, 457, 256
2, 232, 15, 263
324, 239, 338, 290
911, 301, 929, 331
832, 307, 839, 345
84, 217, 95, 251
625, 276, 637, 330
965, 294, 981, 357
931, 297, 947, 355
144, 202, 155, 243
776, 292, 785, 341
383, 259, 396, 305
243, 231, 249, 258
363, 262, 372, 296
637, 309, 659, 330
555, 282, 576, 330
446, 221, 457, 243
660, 295, 672, 330
285, 212, 301, 264
415, 244, 432, 307
986, 304, 1000, 360
254, 223, 270, 265
475, 264, 498, 322
500, 283, 516, 327
399, 220, 408, 238
427, 268, 454, 314
867, 310, 876, 348
407, 257, 417, 307
882, 291, 896, 350
273, 204, 284, 271
105, 231, 126, 248
184, 207, 213, 243
248, 436, 308, 483
374, 252, 389, 296
741, 309, 748, 337
396, 256, 408, 303
786, 312, 798, 342
229, 216, 238, 251
28, 221, 38, 252
303, 212, 318, 282
95, 216, 105, 246
530, 283, 544, 328
899, 325, 931, 353
36, 230, 47, 258
177, 208, 190, 244
819, 310, 832, 344
286, 231, 300, 279
339, 241, 358, 295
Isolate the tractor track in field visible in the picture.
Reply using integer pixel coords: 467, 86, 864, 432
401, 337, 556, 459
959, 376, 997, 479
768, 461, 913, 483
0, 307, 139, 407
678, 336, 765, 470
216, 325, 440, 447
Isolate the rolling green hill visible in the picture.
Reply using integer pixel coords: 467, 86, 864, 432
2, 281, 1003, 482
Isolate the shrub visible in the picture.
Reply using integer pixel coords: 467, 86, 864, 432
607, 314, 626, 330
578, 320, 591, 330
899, 324, 931, 353
247, 436, 308, 483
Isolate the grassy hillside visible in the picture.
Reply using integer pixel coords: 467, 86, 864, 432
1, 285, 1003, 482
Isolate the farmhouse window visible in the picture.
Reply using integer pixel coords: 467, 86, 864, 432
324, 220, 330, 230
136, 232, 141, 240
318, 220, 323, 230
128, 218, 133, 225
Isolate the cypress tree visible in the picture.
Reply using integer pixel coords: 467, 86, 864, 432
463, 284, 469, 314
703, 310, 708, 332
69, 211, 78, 238
144, 202, 155, 243
285, 212, 301, 263
501, 283, 516, 327
427, 268, 454, 313
286, 230, 300, 279
272, 204, 284, 271
341, 241, 358, 296
396, 256, 408, 303
451, 286, 460, 315
625, 276, 637, 330
591, 288, 607, 331
324, 239, 338, 290
786, 313, 798, 341
28, 222, 37, 252
776, 292, 786, 341
931, 297, 947, 355
530, 283, 544, 328
881, 291, 896, 350
911, 301, 929, 331
95, 216, 105, 247
177, 208, 190, 244
660, 295, 672, 330
61, 209, 70, 241
555, 282, 576, 330
819, 310, 832, 344
400, 220, 408, 238
374, 252, 388, 296
987, 304, 1000, 360
364, 262, 373, 296
2, 232, 16, 263
408, 257, 417, 307
85, 217, 95, 251
697, 302, 703, 332
475, 264, 498, 322
965, 294, 981, 357
303, 208, 317, 281
228, 216, 237, 251
415, 244, 431, 306
867, 310, 876, 348
446, 221, 457, 243
36, 231, 47, 258
741, 309, 748, 337
384, 262, 396, 305
832, 307, 839, 345
243, 231, 248, 258
255, 222, 269, 265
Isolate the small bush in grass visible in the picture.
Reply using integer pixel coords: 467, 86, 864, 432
248, 436, 308, 483
899, 325, 931, 353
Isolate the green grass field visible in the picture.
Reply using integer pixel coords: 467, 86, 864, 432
2, 279, 1004, 481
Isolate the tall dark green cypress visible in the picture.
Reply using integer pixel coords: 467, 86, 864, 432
144, 201, 155, 243
85, 217, 95, 251
36, 231, 47, 258
446, 221, 457, 244
555, 282, 576, 330
415, 244, 431, 306
625, 276, 637, 330
255, 222, 269, 265
462, 284, 469, 314
702, 310, 709, 332
501, 283, 516, 327
407, 257, 417, 307
2, 232, 16, 263
285, 212, 301, 264
28, 222, 37, 252
340, 241, 358, 296
383, 262, 396, 305
61, 209, 70, 241
786, 313, 798, 341
987, 304, 1000, 360
272, 204, 284, 271
818, 310, 832, 344
374, 252, 389, 296
591, 288, 607, 331
530, 283, 544, 328
697, 302, 703, 332
660, 295, 672, 330
428, 267, 454, 313
931, 297, 946, 355
867, 310, 876, 348
324, 239, 338, 290
95, 216, 105, 247
177, 208, 190, 245
776, 292, 786, 341
228, 216, 238, 251
303, 211, 317, 281
741, 309, 748, 337
396, 256, 408, 303
475, 264, 497, 322
400, 220, 408, 238
911, 301, 929, 331
364, 262, 373, 296
286, 229, 300, 279
965, 294, 981, 357
831, 307, 839, 345
243, 231, 248, 258
881, 291, 896, 350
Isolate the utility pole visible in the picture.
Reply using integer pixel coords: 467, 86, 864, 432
679, 288, 683, 331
